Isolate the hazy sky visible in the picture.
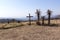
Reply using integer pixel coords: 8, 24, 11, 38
0, 0, 60, 18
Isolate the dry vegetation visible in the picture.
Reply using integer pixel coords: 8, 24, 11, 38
0, 19, 60, 40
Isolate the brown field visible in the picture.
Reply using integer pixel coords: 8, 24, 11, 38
0, 19, 60, 40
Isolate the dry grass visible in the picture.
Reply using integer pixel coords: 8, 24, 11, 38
0, 22, 25, 29
0, 19, 60, 40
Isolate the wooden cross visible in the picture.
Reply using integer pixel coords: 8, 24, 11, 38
27, 13, 33, 25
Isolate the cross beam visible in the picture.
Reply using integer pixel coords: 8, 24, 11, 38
27, 13, 33, 25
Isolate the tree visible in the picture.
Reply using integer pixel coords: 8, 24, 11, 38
47, 9, 52, 25
41, 16, 45, 25
36, 9, 41, 25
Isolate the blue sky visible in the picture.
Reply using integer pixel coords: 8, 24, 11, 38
0, 0, 60, 18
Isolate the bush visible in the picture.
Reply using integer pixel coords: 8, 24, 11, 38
36, 22, 41, 25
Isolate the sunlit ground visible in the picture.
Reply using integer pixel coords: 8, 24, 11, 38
0, 19, 60, 40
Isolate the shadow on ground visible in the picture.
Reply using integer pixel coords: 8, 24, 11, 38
0, 25, 22, 30
0, 23, 60, 30
41, 24, 59, 27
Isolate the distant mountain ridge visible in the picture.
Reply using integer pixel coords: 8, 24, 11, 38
0, 15, 60, 23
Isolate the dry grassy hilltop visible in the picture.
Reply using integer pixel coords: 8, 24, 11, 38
0, 19, 60, 40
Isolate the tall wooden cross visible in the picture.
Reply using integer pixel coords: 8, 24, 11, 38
27, 13, 33, 25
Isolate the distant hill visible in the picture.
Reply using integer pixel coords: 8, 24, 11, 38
55, 15, 60, 19
0, 15, 60, 23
